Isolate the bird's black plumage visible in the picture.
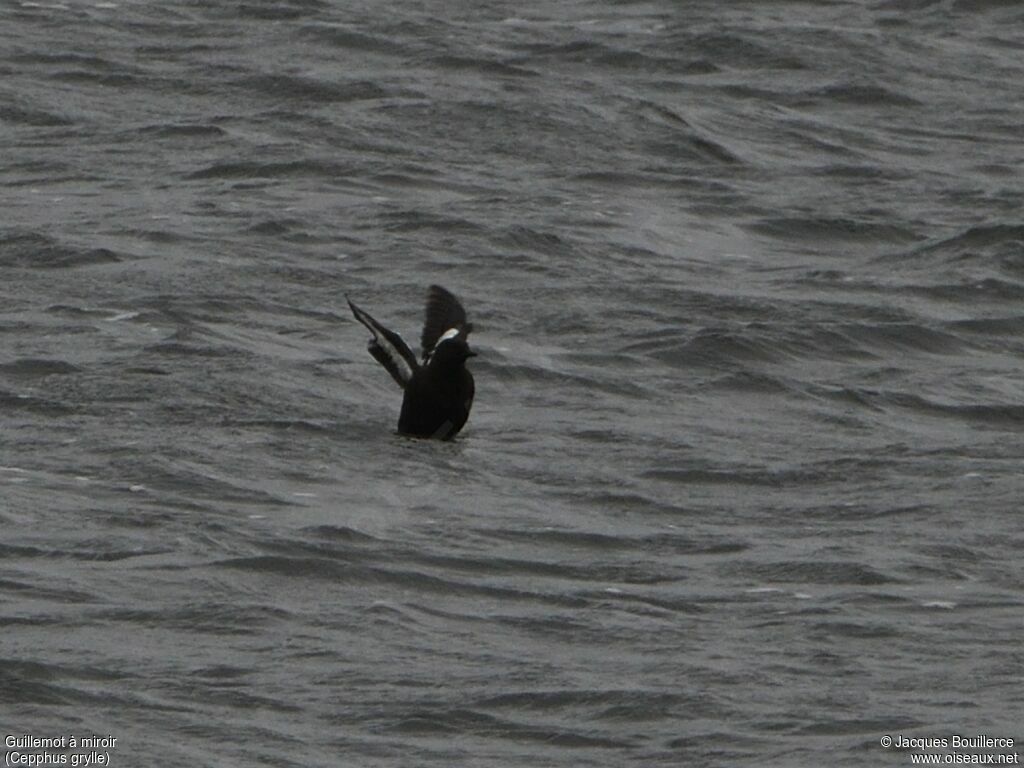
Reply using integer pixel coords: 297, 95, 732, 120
348, 285, 476, 440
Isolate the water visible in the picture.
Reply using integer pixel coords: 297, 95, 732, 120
2, 1, 1023, 765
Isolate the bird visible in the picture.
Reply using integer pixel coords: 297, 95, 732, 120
348, 285, 476, 440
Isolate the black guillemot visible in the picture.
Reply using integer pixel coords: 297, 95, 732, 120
348, 285, 476, 440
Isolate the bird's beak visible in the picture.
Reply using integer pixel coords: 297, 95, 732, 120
466, 350, 478, 358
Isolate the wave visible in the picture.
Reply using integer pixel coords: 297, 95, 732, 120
748, 216, 920, 244
0, 358, 81, 377
725, 560, 898, 585
0, 100, 72, 126
185, 158, 355, 181
0, 231, 124, 268
233, 73, 388, 103
298, 23, 403, 54
896, 223, 1024, 262
800, 82, 921, 107
625, 317, 967, 372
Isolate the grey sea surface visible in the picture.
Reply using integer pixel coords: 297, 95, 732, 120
2, 0, 1023, 765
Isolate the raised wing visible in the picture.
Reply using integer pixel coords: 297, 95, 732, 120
347, 297, 419, 389
420, 285, 473, 361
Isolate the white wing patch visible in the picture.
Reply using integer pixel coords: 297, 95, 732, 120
367, 334, 415, 387
424, 328, 462, 364
348, 297, 418, 389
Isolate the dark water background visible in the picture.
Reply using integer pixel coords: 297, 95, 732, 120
2, 1, 1023, 765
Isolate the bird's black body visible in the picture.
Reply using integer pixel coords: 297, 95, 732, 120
348, 285, 475, 440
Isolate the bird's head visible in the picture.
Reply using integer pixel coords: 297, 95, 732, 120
430, 332, 476, 367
